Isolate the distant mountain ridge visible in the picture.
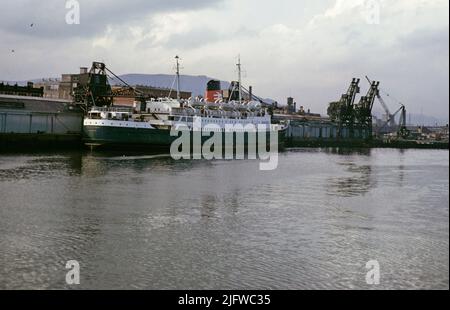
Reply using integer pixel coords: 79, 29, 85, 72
112, 74, 231, 97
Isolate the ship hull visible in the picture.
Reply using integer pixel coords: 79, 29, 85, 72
83, 125, 285, 151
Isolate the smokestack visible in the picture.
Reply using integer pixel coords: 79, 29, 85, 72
205, 80, 222, 102
249, 86, 253, 101
287, 97, 294, 114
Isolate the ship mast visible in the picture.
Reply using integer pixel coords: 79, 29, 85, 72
237, 55, 242, 104
175, 55, 181, 100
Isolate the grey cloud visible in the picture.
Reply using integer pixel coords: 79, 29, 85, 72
397, 27, 449, 56
161, 26, 258, 49
0, 0, 448, 120
0, 0, 224, 39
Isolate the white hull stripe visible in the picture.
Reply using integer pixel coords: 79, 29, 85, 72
84, 119, 155, 129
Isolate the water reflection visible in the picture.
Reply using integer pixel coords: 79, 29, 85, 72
200, 194, 219, 219
324, 147, 372, 156
397, 165, 405, 186
0, 152, 83, 181
327, 163, 375, 197
80, 150, 220, 176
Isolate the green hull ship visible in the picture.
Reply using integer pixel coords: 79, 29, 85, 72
81, 58, 287, 153
83, 106, 286, 152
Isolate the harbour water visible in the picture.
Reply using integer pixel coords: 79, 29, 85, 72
0, 148, 448, 290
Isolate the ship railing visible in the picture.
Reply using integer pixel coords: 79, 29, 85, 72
171, 108, 268, 120
90, 106, 133, 113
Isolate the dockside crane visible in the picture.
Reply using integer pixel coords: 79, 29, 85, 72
365, 76, 396, 127
72, 62, 114, 110
72, 62, 147, 112
377, 104, 409, 138
365, 76, 409, 138
327, 78, 360, 138
355, 79, 380, 138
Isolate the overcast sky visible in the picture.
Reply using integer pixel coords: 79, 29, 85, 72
0, 0, 448, 119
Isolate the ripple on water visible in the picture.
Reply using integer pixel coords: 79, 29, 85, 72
0, 149, 448, 289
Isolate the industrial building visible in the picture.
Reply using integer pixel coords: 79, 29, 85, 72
33, 79, 61, 99
0, 82, 43, 97
31, 66, 192, 107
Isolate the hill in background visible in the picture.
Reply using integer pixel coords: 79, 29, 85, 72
111, 74, 230, 97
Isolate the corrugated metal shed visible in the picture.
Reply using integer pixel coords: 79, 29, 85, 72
0, 95, 82, 135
